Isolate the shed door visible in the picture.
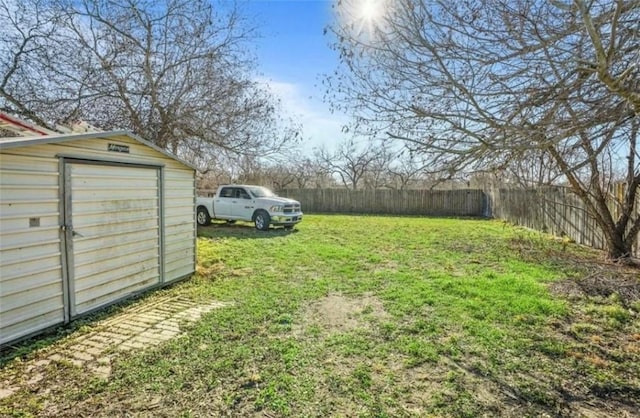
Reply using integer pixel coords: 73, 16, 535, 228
64, 161, 161, 317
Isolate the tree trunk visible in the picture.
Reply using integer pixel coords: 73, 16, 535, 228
604, 230, 633, 261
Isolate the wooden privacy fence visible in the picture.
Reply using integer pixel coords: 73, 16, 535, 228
488, 186, 639, 258
277, 186, 638, 257
279, 188, 485, 216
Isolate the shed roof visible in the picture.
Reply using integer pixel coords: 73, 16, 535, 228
0, 130, 196, 170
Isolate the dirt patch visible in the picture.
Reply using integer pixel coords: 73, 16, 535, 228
295, 293, 389, 335
269, 294, 395, 416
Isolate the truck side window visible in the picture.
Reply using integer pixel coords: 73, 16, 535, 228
220, 187, 234, 198
239, 189, 251, 199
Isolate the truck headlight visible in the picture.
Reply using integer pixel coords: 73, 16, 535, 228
270, 205, 284, 212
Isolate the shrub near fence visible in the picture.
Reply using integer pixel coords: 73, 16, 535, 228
279, 188, 485, 216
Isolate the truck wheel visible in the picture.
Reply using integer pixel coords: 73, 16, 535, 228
197, 206, 211, 226
254, 210, 270, 231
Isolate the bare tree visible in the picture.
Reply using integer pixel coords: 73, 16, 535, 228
273, 154, 328, 190
0, 0, 65, 129
361, 140, 395, 189
289, 157, 316, 189
315, 138, 381, 189
308, 157, 336, 189
328, 0, 640, 261
263, 163, 297, 191
504, 150, 567, 188
0, 0, 297, 164
387, 149, 429, 190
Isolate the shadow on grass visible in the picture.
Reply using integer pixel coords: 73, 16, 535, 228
197, 222, 299, 240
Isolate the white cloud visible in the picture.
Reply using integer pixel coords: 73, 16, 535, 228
257, 77, 348, 155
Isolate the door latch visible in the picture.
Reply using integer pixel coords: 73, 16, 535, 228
61, 225, 83, 237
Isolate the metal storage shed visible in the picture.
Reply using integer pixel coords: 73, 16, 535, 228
0, 131, 196, 346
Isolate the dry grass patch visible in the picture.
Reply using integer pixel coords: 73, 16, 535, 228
294, 293, 389, 336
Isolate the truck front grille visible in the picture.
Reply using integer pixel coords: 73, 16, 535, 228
283, 204, 301, 213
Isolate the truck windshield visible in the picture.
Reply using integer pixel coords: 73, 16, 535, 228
248, 186, 277, 198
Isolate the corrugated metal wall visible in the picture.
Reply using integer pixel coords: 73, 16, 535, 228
0, 134, 196, 346
0, 154, 65, 344
164, 168, 198, 280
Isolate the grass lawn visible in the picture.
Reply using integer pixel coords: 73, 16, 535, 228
1, 215, 639, 417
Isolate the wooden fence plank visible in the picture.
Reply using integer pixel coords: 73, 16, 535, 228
487, 186, 638, 258
280, 189, 485, 217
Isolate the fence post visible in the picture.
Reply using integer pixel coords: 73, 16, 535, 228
482, 189, 492, 217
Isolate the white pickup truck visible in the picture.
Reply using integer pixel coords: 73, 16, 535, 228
196, 185, 303, 230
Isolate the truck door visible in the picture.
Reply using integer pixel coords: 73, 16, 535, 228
232, 187, 255, 221
214, 186, 234, 218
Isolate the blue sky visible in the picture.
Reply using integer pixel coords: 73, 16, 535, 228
243, 0, 348, 154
